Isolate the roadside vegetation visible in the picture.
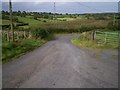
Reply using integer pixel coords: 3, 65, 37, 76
71, 31, 119, 50
1, 10, 119, 63
2, 25, 54, 63
2, 39, 46, 63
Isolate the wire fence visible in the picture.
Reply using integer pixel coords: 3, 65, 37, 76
94, 31, 120, 45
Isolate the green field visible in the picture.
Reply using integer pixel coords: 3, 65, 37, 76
17, 16, 43, 27
57, 17, 76, 21
2, 15, 110, 31
2, 20, 11, 25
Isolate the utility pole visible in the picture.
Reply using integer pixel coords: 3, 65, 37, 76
53, 2, 56, 20
113, 14, 116, 26
9, 0, 14, 42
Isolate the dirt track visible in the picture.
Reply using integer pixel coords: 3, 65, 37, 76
3, 34, 118, 88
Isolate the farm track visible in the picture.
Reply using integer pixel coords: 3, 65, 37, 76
3, 34, 118, 88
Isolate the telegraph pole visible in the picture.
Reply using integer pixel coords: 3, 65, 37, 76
113, 14, 115, 26
9, 0, 14, 42
53, 2, 56, 20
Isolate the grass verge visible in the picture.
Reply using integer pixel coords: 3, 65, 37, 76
2, 39, 46, 63
71, 36, 119, 50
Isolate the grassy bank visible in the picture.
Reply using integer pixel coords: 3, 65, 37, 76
71, 35, 119, 50
2, 39, 46, 63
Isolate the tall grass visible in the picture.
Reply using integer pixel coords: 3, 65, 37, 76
2, 39, 46, 63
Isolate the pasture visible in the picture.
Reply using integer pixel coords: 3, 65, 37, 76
1, 12, 119, 62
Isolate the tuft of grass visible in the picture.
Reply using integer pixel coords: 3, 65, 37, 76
112, 54, 118, 57
95, 53, 102, 58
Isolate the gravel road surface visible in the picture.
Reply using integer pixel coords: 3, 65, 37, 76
3, 34, 118, 88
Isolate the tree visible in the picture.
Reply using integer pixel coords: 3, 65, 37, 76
66, 13, 68, 15
34, 15, 38, 20
43, 14, 49, 19
69, 14, 73, 18
9, 0, 14, 42
22, 11, 26, 17
17, 10, 21, 16
49, 12, 52, 14
5, 11, 9, 15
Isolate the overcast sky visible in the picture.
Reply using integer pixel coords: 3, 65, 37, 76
2, 2, 118, 14
2, 0, 120, 2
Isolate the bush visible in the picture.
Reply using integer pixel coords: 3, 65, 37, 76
2, 24, 10, 29
2, 15, 9, 20
16, 23, 29, 26
31, 28, 50, 39
107, 21, 118, 31
43, 20, 47, 22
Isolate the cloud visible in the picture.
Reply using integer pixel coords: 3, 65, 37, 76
34, 2, 44, 5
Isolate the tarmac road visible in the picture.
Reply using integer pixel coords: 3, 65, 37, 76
3, 34, 118, 88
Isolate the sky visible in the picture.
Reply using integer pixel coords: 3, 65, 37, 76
1, 0, 120, 2
2, 2, 119, 14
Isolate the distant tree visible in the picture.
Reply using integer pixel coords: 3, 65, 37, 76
34, 15, 38, 20
43, 14, 49, 19
2, 10, 5, 14
66, 13, 68, 15
23, 11, 26, 15
5, 11, 9, 15
14, 10, 21, 16
69, 14, 73, 18
49, 12, 52, 14
50, 15, 53, 20
20, 11, 26, 17
86, 15, 90, 19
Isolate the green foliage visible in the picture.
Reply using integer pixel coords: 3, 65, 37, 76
43, 20, 47, 22
107, 21, 119, 31
2, 15, 9, 20
43, 14, 49, 19
31, 28, 54, 40
12, 17, 19, 22
2, 39, 46, 63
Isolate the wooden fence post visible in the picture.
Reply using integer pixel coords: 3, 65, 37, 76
91, 31, 95, 42
104, 32, 107, 44
16, 31, 19, 40
28, 31, 32, 38
7, 30, 10, 42
94, 31, 96, 41
23, 30, 26, 39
